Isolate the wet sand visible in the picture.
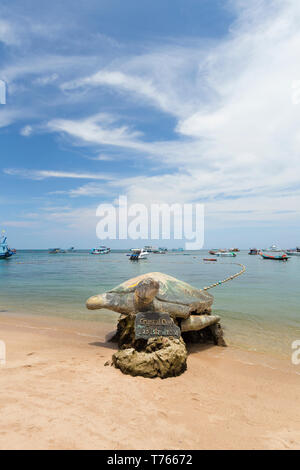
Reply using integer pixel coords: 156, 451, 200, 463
0, 313, 299, 450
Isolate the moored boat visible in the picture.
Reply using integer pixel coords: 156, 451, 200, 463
90, 246, 111, 255
249, 248, 259, 255
143, 245, 157, 253
153, 247, 168, 254
260, 251, 289, 261
286, 247, 300, 256
266, 244, 282, 252
215, 251, 237, 257
0, 233, 15, 259
129, 248, 149, 260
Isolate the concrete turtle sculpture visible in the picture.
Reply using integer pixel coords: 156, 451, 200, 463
86, 272, 225, 378
86, 272, 215, 320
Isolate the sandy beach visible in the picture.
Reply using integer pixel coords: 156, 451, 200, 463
0, 312, 299, 450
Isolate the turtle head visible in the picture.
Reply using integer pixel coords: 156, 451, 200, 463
86, 294, 106, 310
134, 278, 159, 310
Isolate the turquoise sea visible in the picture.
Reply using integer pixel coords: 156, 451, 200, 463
0, 250, 299, 358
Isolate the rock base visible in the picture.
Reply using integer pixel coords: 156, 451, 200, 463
112, 336, 187, 379
182, 322, 227, 347
110, 313, 226, 379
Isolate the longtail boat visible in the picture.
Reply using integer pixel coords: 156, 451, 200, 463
260, 251, 289, 261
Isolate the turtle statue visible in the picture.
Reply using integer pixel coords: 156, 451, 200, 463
86, 272, 214, 319
86, 272, 226, 378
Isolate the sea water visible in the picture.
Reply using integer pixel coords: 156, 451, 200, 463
0, 250, 299, 358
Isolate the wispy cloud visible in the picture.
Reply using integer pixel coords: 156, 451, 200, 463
0, 20, 18, 46
3, 168, 113, 181
20, 125, 33, 136
47, 113, 144, 151
62, 70, 182, 117
1, 220, 38, 228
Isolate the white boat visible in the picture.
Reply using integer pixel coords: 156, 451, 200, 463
266, 244, 282, 252
90, 246, 111, 255
0, 233, 15, 259
143, 245, 157, 253
129, 249, 149, 260
215, 251, 237, 257
286, 248, 300, 256
153, 247, 168, 254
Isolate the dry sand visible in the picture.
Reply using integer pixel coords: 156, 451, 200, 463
0, 313, 299, 450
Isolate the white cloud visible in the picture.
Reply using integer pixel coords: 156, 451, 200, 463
20, 125, 33, 136
65, 183, 112, 197
3, 168, 113, 181
1, 220, 38, 228
34, 73, 59, 86
47, 113, 144, 150
0, 20, 18, 46
92, 154, 114, 161
62, 70, 182, 117
0, 109, 21, 128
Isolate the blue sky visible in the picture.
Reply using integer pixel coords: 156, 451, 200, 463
1, 0, 300, 249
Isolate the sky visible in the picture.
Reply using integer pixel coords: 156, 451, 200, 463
0, 0, 300, 249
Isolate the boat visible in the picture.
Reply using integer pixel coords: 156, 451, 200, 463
129, 248, 149, 260
260, 251, 289, 261
248, 248, 259, 255
143, 245, 157, 253
171, 248, 184, 252
215, 251, 237, 257
266, 244, 282, 252
286, 247, 300, 256
153, 247, 168, 254
0, 233, 15, 259
49, 248, 66, 254
203, 258, 217, 262
90, 246, 111, 255
286, 251, 300, 256
231, 248, 240, 252
209, 250, 217, 255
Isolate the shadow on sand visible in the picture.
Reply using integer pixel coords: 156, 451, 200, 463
89, 330, 118, 350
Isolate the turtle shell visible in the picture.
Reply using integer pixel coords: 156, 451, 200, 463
109, 272, 213, 307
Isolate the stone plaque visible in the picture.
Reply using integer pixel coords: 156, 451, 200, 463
135, 311, 181, 340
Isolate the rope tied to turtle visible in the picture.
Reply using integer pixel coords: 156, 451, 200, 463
200, 263, 246, 292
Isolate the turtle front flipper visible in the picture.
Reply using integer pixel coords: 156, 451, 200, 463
86, 292, 134, 314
